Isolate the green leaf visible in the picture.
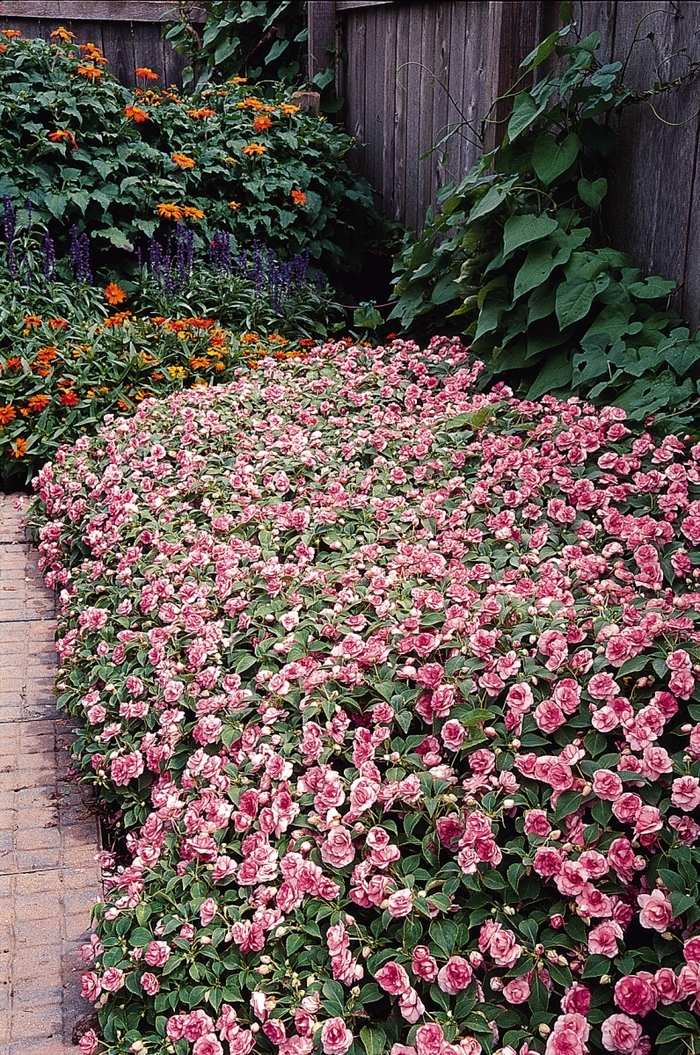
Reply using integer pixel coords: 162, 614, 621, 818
527, 350, 573, 400
520, 25, 572, 71
628, 276, 676, 300
129, 927, 153, 947
532, 132, 580, 186
556, 277, 601, 329
578, 177, 607, 209
97, 227, 134, 251
360, 1027, 387, 1055
502, 213, 559, 259
429, 919, 457, 956
507, 91, 548, 141
467, 180, 515, 222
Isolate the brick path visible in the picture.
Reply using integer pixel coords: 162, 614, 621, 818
0, 494, 102, 1054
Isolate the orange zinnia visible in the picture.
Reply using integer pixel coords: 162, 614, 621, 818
253, 115, 272, 132
135, 67, 159, 81
182, 206, 204, 221
187, 107, 216, 119
11, 437, 27, 458
23, 315, 41, 327
228, 200, 241, 211
243, 143, 266, 157
0, 405, 16, 425
26, 394, 50, 413
4, 357, 21, 370
291, 189, 307, 205
48, 129, 77, 148
229, 76, 247, 85
50, 26, 76, 41
124, 105, 149, 123
48, 318, 68, 330
60, 392, 80, 406
172, 153, 196, 169
76, 64, 103, 80
105, 282, 127, 306
280, 103, 300, 115
156, 203, 183, 221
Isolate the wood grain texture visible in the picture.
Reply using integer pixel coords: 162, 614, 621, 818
307, 0, 336, 79
0, 2, 204, 19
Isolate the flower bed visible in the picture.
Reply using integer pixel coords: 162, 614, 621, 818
30, 337, 700, 1055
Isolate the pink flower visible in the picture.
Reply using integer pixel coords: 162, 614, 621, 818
588, 672, 620, 700
193, 1036, 224, 1055
523, 809, 551, 837
534, 700, 566, 733
415, 1024, 445, 1055
387, 888, 413, 917
411, 946, 438, 982
489, 927, 521, 968
144, 940, 171, 967
398, 987, 425, 1023
375, 961, 410, 995
100, 967, 125, 992
321, 826, 356, 868
654, 967, 682, 1004
613, 972, 658, 1016
671, 775, 700, 811
588, 920, 623, 957
561, 983, 591, 1015
78, 1031, 99, 1055
321, 1019, 353, 1055
592, 768, 623, 800
637, 889, 673, 932
80, 972, 101, 1002
601, 1014, 643, 1053
502, 976, 531, 1003
200, 897, 218, 926
437, 955, 472, 994
141, 971, 160, 995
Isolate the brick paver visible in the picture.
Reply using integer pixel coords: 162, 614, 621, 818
0, 493, 102, 1054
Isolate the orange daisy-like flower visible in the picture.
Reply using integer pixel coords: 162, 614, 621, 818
187, 107, 216, 119
242, 143, 267, 157
228, 76, 247, 85
280, 103, 300, 116
103, 311, 133, 328
26, 394, 50, 413
48, 129, 77, 148
290, 189, 307, 206
227, 200, 241, 211
1, 30, 22, 40
135, 66, 159, 81
124, 104, 149, 123
79, 42, 108, 64
50, 26, 76, 41
105, 282, 127, 306
60, 391, 80, 406
182, 206, 204, 221
4, 357, 21, 370
76, 64, 103, 80
172, 152, 196, 169
48, 318, 69, 330
156, 202, 183, 221
253, 115, 272, 132
0, 46, 7, 54
11, 437, 27, 458
0, 404, 16, 425
23, 315, 41, 327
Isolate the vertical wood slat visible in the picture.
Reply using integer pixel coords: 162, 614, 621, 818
307, 0, 336, 80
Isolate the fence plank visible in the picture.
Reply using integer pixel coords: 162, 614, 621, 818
132, 20, 168, 84
101, 17, 136, 87
308, 0, 336, 80
0, 2, 204, 19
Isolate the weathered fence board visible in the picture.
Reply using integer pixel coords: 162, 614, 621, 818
321, 0, 700, 327
0, 1, 203, 87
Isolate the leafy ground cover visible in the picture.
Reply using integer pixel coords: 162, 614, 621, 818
29, 337, 700, 1055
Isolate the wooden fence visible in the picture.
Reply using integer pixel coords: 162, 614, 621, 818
0, 1, 204, 86
312, 0, 700, 328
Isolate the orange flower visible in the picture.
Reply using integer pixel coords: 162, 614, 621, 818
48, 129, 77, 148
60, 392, 80, 406
23, 315, 41, 327
0, 46, 7, 55
1, 30, 22, 40
280, 103, 300, 115
105, 282, 127, 306
124, 104, 149, 123
190, 357, 211, 370
103, 311, 133, 328
182, 206, 204, 221
26, 394, 50, 413
11, 437, 27, 458
156, 202, 183, 221
35, 346, 58, 364
76, 64, 103, 80
50, 26, 76, 41
253, 115, 272, 132
80, 43, 108, 64
229, 76, 248, 84
4, 357, 21, 370
291, 189, 307, 206
0, 405, 16, 425
135, 67, 159, 81
227, 200, 242, 211
172, 152, 196, 169
243, 143, 267, 157
242, 96, 264, 110
48, 318, 68, 330
187, 107, 216, 119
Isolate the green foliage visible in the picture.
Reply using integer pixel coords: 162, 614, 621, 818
0, 31, 381, 282
164, 1, 308, 90
390, 25, 700, 426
